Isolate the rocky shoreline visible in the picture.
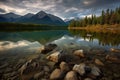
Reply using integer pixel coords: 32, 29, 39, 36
0, 43, 120, 80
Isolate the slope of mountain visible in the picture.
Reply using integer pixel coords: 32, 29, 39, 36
0, 11, 66, 26
2, 12, 21, 19
0, 12, 21, 22
64, 17, 81, 25
22, 13, 34, 18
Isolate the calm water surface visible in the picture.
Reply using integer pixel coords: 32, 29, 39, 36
0, 30, 120, 54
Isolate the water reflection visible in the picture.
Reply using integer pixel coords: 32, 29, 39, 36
69, 29, 120, 47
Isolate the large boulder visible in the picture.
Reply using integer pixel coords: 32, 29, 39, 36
73, 63, 86, 76
64, 71, 78, 80
41, 44, 57, 54
46, 51, 62, 62
50, 68, 64, 80
60, 61, 70, 72
73, 50, 85, 58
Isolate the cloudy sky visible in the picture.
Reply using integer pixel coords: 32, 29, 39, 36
0, 0, 120, 19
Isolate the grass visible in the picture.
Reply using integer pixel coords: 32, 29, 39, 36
68, 24, 120, 34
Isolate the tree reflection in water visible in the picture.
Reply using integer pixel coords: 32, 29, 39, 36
69, 29, 120, 47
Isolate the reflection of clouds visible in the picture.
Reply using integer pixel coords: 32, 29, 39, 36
0, 40, 43, 51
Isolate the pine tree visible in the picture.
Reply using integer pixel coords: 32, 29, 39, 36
101, 10, 105, 25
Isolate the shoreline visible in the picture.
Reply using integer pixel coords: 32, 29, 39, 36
68, 24, 120, 33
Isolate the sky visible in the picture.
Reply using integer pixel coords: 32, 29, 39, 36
0, 0, 120, 19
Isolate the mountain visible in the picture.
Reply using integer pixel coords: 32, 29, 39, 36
64, 19, 73, 24
0, 11, 66, 26
64, 17, 81, 24
2, 12, 21, 19
27, 11, 66, 25
22, 13, 34, 18
0, 12, 21, 22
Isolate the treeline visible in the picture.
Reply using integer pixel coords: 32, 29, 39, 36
0, 22, 67, 31
69, 7, 120, 27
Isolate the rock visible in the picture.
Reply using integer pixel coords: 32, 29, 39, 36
91, 66, 101, 76
60, 61, 70, 72
73, 50, 85, 58
31, 62, 36, 67
84, 66, 91, 73
43, 66, 50, 72
7, 76, 19, 80
34, 71, 44, 79
18, 62, 28, 75
90, 48, 105, 54
87, 74, 97, 80
3, 71, 17, 79
84, 78, 93, 80
106, 55, 120, 63
41, 44, 57, 54
50, 68, 63, 80
95, 59, 104, 66
4, 68, 13, 73
64, 71, 78, 80
73, 63, 86, 76
41, 79, 47, 80
47, 62, 55, 69
15, 59, 26, 69
110, 48, 120, 53
46, 51, 61, 62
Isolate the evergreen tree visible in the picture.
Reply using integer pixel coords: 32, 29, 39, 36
69, 7, 120, 27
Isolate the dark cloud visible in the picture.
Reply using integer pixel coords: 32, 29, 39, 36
0, 0, 120, 19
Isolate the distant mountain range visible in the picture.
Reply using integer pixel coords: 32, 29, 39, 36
64, 17, 81, 24
0, 11, 66, 26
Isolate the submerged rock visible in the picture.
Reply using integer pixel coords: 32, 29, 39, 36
110, 48, 120, 53
91, 66, 101, 76
34, 71, 44, 79
106, 55, 120, 63
95, 59, 104, 66
84, 78, 93, 80
41, 44, 57, 54
0, 62, 9, 69
64, 71, 78, 80
43, 66, 50, 72
18, 63, 27, 75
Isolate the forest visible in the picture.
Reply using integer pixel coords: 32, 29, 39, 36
69, 7, 120, 27
0, 22, 67, 31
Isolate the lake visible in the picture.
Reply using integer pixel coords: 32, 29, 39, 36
0, 29, 120, 61
0, 30, 120, 49
0, 30, 120, 80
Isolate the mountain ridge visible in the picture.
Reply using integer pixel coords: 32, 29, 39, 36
0, 11, 66, 26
